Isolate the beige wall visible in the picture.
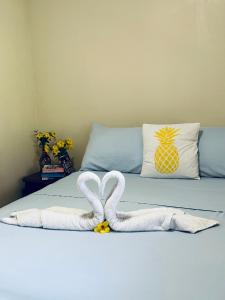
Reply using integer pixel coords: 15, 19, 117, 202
0, 0, 37, 206
1, 0, 225, 204
28, 0, 225, 168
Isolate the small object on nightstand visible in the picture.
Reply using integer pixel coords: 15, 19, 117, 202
52, 138, 74, 175
22, 172, 60, 197
34, 130, 55, 171
58, 153, 74, 175
41, 164, 65, 180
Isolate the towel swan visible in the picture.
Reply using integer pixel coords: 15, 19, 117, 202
1, 172, 104, 231
102, 171, 219, 233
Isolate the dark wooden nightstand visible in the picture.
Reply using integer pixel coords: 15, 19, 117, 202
22, 172, 61, 196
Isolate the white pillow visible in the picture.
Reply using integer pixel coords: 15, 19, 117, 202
141, 123, 200, 179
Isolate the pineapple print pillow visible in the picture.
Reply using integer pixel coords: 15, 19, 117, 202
141, 123, 200, 179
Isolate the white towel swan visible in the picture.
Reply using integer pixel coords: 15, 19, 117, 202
102, 171, 219, 233
1, 172, 104, 230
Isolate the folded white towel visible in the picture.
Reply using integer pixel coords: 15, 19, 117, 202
1, 172, 104, 231
102, 171, 219, 233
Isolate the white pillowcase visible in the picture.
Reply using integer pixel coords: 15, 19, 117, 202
141, 123, 200, 179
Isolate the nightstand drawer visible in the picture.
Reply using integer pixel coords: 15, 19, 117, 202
22, 172, 60, 196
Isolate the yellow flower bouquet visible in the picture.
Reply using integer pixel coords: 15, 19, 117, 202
51, 138, 74, 175
52, 138, 73, 156
34, 130, 56, 170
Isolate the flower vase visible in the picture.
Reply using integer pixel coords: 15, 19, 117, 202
59, 152, 74, 175
39, 148, 51, 171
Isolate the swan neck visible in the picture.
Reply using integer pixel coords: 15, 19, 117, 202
77, 173, 102, 217
105, 174, 125, 210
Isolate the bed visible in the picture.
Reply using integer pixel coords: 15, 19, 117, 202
0, 171, 224, 300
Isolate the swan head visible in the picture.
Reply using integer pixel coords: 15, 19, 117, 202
77, 171, 101, 196
101, 170, 125, 200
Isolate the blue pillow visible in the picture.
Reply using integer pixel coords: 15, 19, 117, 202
81, 123, 143, 173
81, 125, 225, 177
199, 127, 225, 177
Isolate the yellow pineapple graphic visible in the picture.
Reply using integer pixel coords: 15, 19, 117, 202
154, 127, 180, 174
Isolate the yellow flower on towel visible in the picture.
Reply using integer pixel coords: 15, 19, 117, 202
94, 221, 110, 234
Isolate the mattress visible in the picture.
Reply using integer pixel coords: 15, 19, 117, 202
0, 171, 224, 300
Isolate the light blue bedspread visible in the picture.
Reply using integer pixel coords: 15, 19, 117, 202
0, 172, 224, 300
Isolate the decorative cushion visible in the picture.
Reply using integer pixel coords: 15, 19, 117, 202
141, 123, 200, 179
199, 127, 225, 177
80, 123, 143, 173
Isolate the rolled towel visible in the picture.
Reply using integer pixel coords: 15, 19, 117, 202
1, 209, 42, 227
